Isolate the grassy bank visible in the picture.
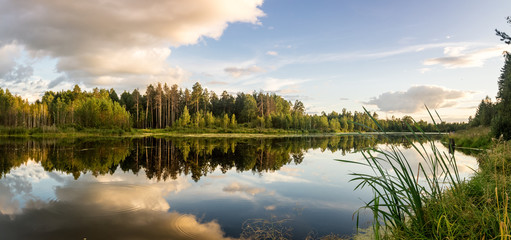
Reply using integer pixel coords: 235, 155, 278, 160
343, 123, 511, 239
388, 140, 511, 239
447, 126, 493, 150
0, 126, 339, 138
0, 125, 430, 138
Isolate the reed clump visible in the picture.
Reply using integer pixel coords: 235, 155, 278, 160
447, 126, 493, 150
340, 109, 511, 239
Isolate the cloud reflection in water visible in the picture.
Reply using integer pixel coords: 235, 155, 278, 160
0, 164, 232, 240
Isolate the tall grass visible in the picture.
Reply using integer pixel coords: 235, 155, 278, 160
446, 126, 493, 151
339, 108, 511, 239
338, 108, 466, 238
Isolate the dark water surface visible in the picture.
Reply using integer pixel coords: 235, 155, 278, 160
0, 136, 476, 239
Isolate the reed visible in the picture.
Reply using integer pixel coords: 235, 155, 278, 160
338, 108, 466, 238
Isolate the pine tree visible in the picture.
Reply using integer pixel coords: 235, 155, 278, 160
492, 53, 511, 139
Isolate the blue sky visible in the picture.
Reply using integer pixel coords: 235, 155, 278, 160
0, 0, 510, 121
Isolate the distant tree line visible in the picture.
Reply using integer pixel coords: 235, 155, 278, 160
0, 85, 130, 129
0, 82, 464, 132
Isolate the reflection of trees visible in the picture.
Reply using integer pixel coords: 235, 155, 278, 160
0, 135, 439, 181
0, 138, 131, 179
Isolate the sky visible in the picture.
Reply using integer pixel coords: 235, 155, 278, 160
0, 0, 510, 122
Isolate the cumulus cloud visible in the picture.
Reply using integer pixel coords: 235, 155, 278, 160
0, 76, 56, 101
0, 207, 233, 240
365, 85, 468, 113
0, 167, 228, 240
224, 65, 265, 78
0, 182, 19, 215
0, 0, 265, 89
0, 161, 51, 215
424, 45, 508, 68
2, 65, 34, 83
0, 189, 232, 240
55, 182, 172, 212
0, 44, 32, 84
0, 44, 21, 76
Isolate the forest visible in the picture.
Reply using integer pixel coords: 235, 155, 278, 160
469, 51, 511, 140
0, 82, 466, 133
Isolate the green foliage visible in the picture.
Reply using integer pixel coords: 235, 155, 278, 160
496, 16, 511, 44
221, 113, 229, 128
341, 109, 511, 239
493, 53, 511, 140
339, 110, 464, 238
230, 114, 237, 128
180, 106, 191, 127
470, 96, 495, 127
74, 96, 130, 129
448, 126, 493, 150
0, 82, 466, 134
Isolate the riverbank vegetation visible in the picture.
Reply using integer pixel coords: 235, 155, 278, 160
0, 81, 466, 136
341, 115, 511, 239
468, 50, 511, 141
342, 22, 511, 239
448, 126, 493, 151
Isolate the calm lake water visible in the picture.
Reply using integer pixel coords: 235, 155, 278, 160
0, 135, 476, 239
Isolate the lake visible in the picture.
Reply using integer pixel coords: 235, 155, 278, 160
0, 135, 477, 239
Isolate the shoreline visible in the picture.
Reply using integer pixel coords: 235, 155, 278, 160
0, 129, 445, 138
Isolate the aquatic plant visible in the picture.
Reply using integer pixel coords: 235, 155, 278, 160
338, 108, 464, 238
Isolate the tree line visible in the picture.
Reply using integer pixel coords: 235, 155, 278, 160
0, 81, 464, 133
469, 19, 511, 140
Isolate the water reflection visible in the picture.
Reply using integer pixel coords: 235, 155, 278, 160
0, 135, 476, 239
1, 135, 421, 181
0, 171, 231, 240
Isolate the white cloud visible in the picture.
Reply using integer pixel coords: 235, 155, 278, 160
0, 184, 232, 239
0, 160, 52, 215
266, 51, 278, 56
279, 166, 303, 177
0, 166, 231, 239
0, 44, 22, 76
223, 182, 266, 196
366, 85, 469, 113
262, 172, 310, 183
0, 76, 58, 102
8, 161, 48, 183
55, 182, 172, 212
224, 65, 265, 78
287, 42, 467, 65
0, 182, 20, 215
0, 0, 265, 89
424, 45, 509, 68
